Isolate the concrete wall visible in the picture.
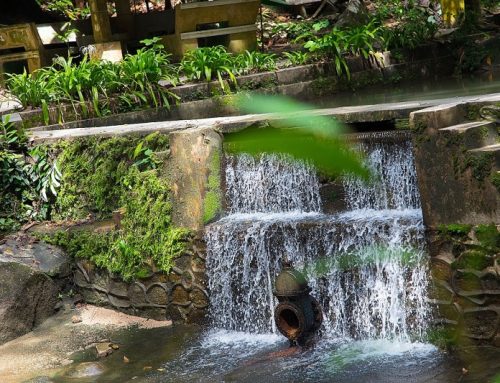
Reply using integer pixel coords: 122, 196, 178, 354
410, 99, 500, 346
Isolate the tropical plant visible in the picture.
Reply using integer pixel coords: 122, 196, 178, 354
345, 22, 381, 59
36, 0, 90, 20
0, 116, 61, 233
304, 27, 350, 78
284, 51, 311, 66
180, 46, 237, 91
7, 37, 177, 119
235, 51, 277, 73
120, 37, 178, 110
380, 8, 437, 50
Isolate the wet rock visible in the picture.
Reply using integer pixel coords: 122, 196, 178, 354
190, 287, 209, 309
129, 282, 147, 306
108, 280, 129, 298
95, 342, 113, 357
123, 355, 130, 363
0, 234, 70, 344
63, 362, 105, 378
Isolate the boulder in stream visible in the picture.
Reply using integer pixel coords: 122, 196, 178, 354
0, 233, 71, 344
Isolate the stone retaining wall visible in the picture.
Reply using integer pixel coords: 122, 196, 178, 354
74, 239, 208, 323
428, 225, 500, 346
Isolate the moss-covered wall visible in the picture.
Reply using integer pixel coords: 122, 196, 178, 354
428, 224, 500, 346
33, 133, 210, 322
42, 133, 191, 282
168, 127, 223, 231
410, 100, 500, 347
410, 102, 499, 226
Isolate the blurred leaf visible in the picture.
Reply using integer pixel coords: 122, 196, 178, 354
227, 94, 368, 179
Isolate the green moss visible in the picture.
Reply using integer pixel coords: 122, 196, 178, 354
452, 250, 491, 270
394, 119, 410, 130
491, 172, 500, 193
42, 133, 190, 281
413, 121, 427, 134
475, 224, 500, 251
53, 133, 169, 220
426, 326, 458, 350
466, 104, 481, 121
464, 152, 493, 181
42, 167, 190, 281
203, 150, 222, 224
438, 224, 472, 237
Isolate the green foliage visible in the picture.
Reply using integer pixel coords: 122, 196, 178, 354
474, 224, 500, 251
303, 22, 381, 79
203, 151, 222, 224
53, 133, 169, 220
437, 224, 472, 237
452, 32, 489, 75
271, 19, 329, 42
42, 137, 190, 281
180, 46, 237, 91
284, 51, 310, 66
426, 326, 458, 349
226, 94, 368, 179
491, 172, 500, 192
373, 1, 438, 50
119, 37, 178, 111
7, 38, 177, 119
7, 69, 54, 108
0, 116, 61, 234
36, 0, 90, 20
235, 51, 277, 73
452, 250, 491, 270
464, 152, 493, 181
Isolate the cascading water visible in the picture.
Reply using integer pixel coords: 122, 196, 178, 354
205, 133, 430, 342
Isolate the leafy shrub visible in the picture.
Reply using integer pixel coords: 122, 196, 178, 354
7, 38, 177, 119
0, 116, 61, 234
180, 46, 237, 91
235, 51, 277, 73
381, 8, 437, 50
284, 51, 310, 66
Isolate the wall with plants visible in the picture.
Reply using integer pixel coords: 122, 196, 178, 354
7, 0, 480, 123
0, 125, 191, 281
429, 224, 500, 346
44, 133, 190, 281
0, 116, 60, 233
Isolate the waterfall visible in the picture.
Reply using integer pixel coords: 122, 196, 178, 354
205, 133, 430, 342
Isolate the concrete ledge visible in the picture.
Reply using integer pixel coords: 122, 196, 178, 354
29, 93, 500, 143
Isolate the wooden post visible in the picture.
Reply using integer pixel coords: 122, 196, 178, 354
89, 0, 112, 43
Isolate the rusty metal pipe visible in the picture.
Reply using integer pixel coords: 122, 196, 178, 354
273, 262, 323, 345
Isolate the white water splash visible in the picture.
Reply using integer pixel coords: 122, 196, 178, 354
225, 153, 322, 214
205, 134, 430, 342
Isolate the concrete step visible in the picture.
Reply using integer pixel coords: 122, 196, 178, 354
468, 143, 500, 170
439, 121, 498, 149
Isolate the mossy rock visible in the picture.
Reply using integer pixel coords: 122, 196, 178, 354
452, 250, 492, 271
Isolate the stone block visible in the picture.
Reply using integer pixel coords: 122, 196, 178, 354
128, 282, 147, 306
171, 284, 190, 306
463, 307, 499, 339
146, 284, 169, 306
89, 41, 123, 63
